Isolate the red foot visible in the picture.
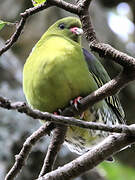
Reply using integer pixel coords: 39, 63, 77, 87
70, 96, 82, 110
54, 112, 58, 115
53, 109, 62, 115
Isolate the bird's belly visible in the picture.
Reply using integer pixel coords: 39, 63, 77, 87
65, 106, 114, 154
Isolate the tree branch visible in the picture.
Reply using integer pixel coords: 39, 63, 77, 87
38, 125, 67, 177
0, 0, 78, 56
90, 43, 135, 70
5, 122, 55, 180
38, 133, 135, 180
0, 95, 135, 135
79, 3, 135, 71
0, 18, 26, 56
21, 0, 78, 18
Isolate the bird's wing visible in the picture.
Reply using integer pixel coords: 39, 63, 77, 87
83, 48, 125, 124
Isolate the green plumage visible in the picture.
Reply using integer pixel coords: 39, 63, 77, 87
23, 17, 125, 154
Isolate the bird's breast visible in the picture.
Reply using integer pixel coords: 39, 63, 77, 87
23, 37, 97, 112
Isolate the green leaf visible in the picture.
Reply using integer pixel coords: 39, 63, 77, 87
32, 0, 46, 6
0, 20, 7, 31
99, 161, 135, 180
0, 20, 13, 31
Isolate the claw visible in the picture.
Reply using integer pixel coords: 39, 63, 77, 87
53, 108, 63, 115
71, 96, 82, 110
80, 112, 84, 119
70, 100, 74, 106
58, 108, 62, 114
54, 112, 58, 115
70, 96, 85, 119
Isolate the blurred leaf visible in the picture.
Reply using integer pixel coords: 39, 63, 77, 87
0, 20, 13, 31
99, 161, 135, 180
0, 20, 7, 31
32, 0, 46, 6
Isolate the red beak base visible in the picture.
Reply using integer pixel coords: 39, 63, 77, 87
70, 27, 83, 35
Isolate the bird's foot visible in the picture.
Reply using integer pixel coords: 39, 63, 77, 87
70, 96, 84, 119
70, 96, 82, 110
53, 108, 62, 115
80, 112, 84, 119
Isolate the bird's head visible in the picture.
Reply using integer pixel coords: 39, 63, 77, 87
45, 17, 83, 44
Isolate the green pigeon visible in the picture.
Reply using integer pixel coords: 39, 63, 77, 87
23, 17, 125, 155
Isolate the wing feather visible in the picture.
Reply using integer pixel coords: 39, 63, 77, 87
83, 48, 125, 123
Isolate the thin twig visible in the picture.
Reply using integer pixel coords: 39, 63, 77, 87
5, 123, 55, 180
38, 125, 67, 177
21, 0, 78, 17
0, 18, 26, 56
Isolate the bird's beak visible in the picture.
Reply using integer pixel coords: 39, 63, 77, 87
70, 27, 83, 36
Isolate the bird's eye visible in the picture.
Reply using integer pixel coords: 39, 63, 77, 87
58, 23, 65, 30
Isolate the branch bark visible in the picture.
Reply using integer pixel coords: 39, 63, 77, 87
38, 133, 135, 180
38, 125, 67, 177
1, 96, 135, 135
5, 123, 55, 180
